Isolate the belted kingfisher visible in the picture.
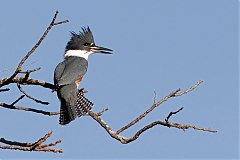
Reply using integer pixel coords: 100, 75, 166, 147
54, 26, 112, 125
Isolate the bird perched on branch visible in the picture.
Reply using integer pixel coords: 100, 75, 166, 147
54, 26, 113, 125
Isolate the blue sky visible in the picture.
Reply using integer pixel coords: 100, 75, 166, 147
0, 0, 238, 159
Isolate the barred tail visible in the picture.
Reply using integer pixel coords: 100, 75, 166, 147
75, 89, 94, 117
59, 99, 76, 125
59, 87, 94, 125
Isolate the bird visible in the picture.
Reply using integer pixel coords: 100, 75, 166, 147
54, 26, 113, 125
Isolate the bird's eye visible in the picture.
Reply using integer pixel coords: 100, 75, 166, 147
84, 42, 90, 46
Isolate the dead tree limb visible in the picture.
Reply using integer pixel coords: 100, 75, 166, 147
0, 11, 67, 153
88, 110, 217, 144
11, 95, 25, 106
116, 80, 203, 134
16, 82, 50, 105
0, 88, 10, 92
6, 76, 55, 90
0, 11, 68, 88
87, 81, 217, 144
165, 107, 184, 122
0, 132, 62, 153
0, 102, 59, 116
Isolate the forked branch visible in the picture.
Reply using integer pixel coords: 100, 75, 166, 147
0, 11, 68, 88
87, 81, 217, 144
0, 132, 62, 153
0, 11, 67, 153
116, 80, 203, 134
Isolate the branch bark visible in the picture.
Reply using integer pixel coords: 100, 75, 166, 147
0, 132, 62, 153
116, 80, 203, 134
16, 82, 50, 105
0, 11, 68, 88
87, 81, 217, 144
0, 102, 59, 116
0, 11, 67, 153
9, 76, 55, 90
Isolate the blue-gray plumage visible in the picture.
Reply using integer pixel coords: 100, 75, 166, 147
54, 56, 88, 87
54, 26, 112, 125
57, 83, 79, 124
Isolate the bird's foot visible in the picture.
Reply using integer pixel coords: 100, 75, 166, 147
51, 85, 59, 92
79, 88, 88, 94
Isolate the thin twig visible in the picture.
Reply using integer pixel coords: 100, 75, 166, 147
2, 76, 55, 90
88, 110, 217, 144
0, 145, 62, 153
175, 80, 203, 96
19, 67, 41, 74
95, 108, 109, 116
153, 91, 157, 104
166, 121, 217, 132
0, 132, 62, 153
0, 11, 68, 88
86, 80, 217, 144
53, 20, 69, 26
0, 103, 59, 116
41, 139, 62, 148
116, 88, 180, 134
165, 107, 184, 122
116, 81, 202, 134
16, 83, 49, 105
20, 67, 41, 81
125, 119, 217, 143
11, 95, 25, 106
30, 132, 52, 150
0, 59, 40, 73
0, 88, 10, 92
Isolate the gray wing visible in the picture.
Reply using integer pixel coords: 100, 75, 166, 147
54, 61, 65, 85
54, 56, 88, 86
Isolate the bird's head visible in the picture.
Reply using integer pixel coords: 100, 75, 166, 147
64, 26, 113, 59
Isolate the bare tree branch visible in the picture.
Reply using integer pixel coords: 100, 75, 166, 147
0, 132, 62, 153
53, 20, 69, 26
0, 88, 10, 92
0, 60, 40, 73
88, 110, 217, 144
0, 10, 66, 153
10, 95, 25, 106
88, 105, 216, 145
0, 102, 59, 116
86, 81, 217, 144
19, 67, 41, 82
0, 11, 68, 88
175, 80, 204, 96
95, 108, 109, 116
165, 107, 184, 122
3, 76, 55, 90
19, 67, 41, 74
16, 83, 49, 105
116, 80, 203, 134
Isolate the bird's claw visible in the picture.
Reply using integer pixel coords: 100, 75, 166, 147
79, 88, 88, 94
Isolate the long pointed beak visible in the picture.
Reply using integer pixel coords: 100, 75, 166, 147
90, 45, 113, 54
